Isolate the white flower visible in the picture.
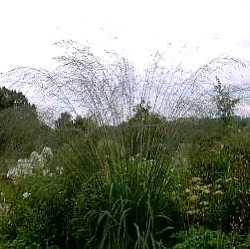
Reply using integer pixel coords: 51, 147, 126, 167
7, 166, 21, 179
41, 147, 53, 160
30, 152, 44, 168
23, 192, 31, 199
7, 148, 53, 181
42, 168, 50, 176
56, 167, 63, 175
191, 177, 202, 183
214, 190, 224, 195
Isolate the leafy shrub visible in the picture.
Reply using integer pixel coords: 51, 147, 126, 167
0, 148, 73, 248
186, 125, 250, 233
188, 130, 231, 183
173, 227, 237, 249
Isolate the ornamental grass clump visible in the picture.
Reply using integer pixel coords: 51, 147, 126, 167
70, 155, 182, 248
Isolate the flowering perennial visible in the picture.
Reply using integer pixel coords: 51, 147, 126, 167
7, 147, 56, 181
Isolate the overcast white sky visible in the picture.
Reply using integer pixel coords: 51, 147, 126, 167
0, 0, 250, 116
0, 0, 250, 71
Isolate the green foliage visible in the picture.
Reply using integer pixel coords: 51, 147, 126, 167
71, 157, 181, 248
5, 177, 68, 247
214, 77, 239, 124
120, 100, 169, 160
55, 111, 73, 129
1, 89, 250, 248
173, 227, 237, 249
188, 131, 231, 183
0, 87, 52, 167
54, 112, 100, 150
1, 113, 250, 248
0, 86, 35, 110
1, 150, 70, 248
186, 122, 250, 232
0, 107, 39, 158
1, 113, 250, 247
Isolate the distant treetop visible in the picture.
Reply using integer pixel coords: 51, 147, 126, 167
0, 86, 35, 111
